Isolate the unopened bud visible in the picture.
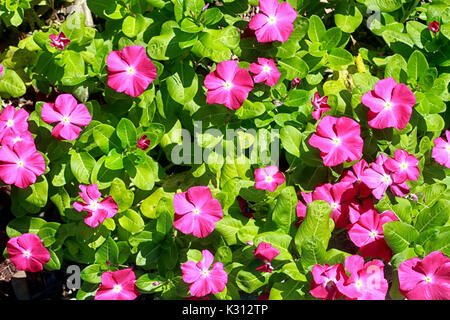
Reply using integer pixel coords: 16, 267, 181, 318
291, 77, 301, 88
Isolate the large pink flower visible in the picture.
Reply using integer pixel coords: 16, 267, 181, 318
6, 233, 50, 272
309, 115, 364, 167
432, 130, 450, 168
49, 32, 70, 50
254, 165, 285, 192
348, 209, 398, 262
204, 60, 254, 110
361, 77, 416, 130
338, 255, 388, 300
310, 263, 348, 300
173, 186, 223, 238
0, 141, 45, 189
95, 269, 139, 300
340, 159, 372, 198
0, 105, 29, 141
253, 242, 280, 273
384, 148, 419, 183
73, 184, 119, 228
107, 45, 157, 98
398, 251, 450, 300
0, 129, 34, 148
312, 182, 357, 228
295, 191, 312, 227
249, 58, 280, 86
361, 154, 410, 200
311, 92, 331, 121
181, 249, 228, 297
41, 94, 92, 141
249, 0, 298, 43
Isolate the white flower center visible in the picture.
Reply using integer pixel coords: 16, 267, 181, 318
400, 162, 408, 170
265, 176, 273, 183
113, 284, 122, 293
369, 230, 378, 238
13, 137, 22, 143
126, 66, 136, 75
90, 201, 99, 210
6, 119, 14, 127
61, 116, 71, 124
382, 174, 392, 185
193, 208, 200, 215
263, 65, 271, 73
424, 275, 432, 283
267, 16, 277, 24
384, 101, 393, 110
224, 81, 233, 89
23, 250, 31, 258
331, 202, 339, 209
201, 269, 210, 277
332, 137, 341, 146
355, 280, 363, 288
446, 144, 450, 153
17, 160, 24, 167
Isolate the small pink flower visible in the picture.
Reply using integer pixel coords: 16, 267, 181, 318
73, 184, 119, 228
137, 135, 151, 151
107, 45, 157, 98
49, 32, 70, 50
249, 58, 280, 86
338, 255, 388, 300
432, 130, 450, 168
428, 21, 440, 36
309, 115, 364, 167
254, 242, 280, 273
95, 269, 139, 300
0, 105, 29, 141
295, 191, 312, 227
361, 77, 416, 130
311, 92, 331, 121
348, 209, 398, 262
6, 233, 50, 272
310, 263, 348, 300
41, 94, 91, 141
340, 159, 372, 199
181, 249, 228, 297
254, 165, 285, 192
398, 251, 450, 300
0, 141, 45, 189
204, 60, 254, 110
291, 77, 301, 88
384, 149, 419, 183
0, 130, 34, 148
249, 0, 298, 43
361, 154, 410, 200
173, 186, 223, 238
312, 181, 357, 228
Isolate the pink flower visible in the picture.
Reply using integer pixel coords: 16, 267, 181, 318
384, 149, 419, 183
73, 184, 119, 228
173, 186, 223, 238
428, 21, 440, 35
0, 105, 29, 141
311, 92, 331, 121
432, 130, 450, 168
249, 0, 298, 43
254, 242, 280, 273
338, 255, 388, 300
291, 77, 301, 88
295, 191, 312, 227
137, 134, 151, 151
95, 269, 139, 300
0, 130, 34, 148
361, 154, 410, 200
310, 263, 348, 300
348, 198, 377, 224
107, 45, 157, 98
6, 233, 50, 272
49, 32, 70, 50
348, 209, 398, 262
312, 182, 357, 228
181, 249, 228, 297
249, 58, 280, 86
41, 94, 91, 141
398, 251, 450, 300
309, 115, 364, 167
361, 77, 416, 130
258, 288, 270, 300
204, 60, 254, 110
254, 165, 285, 192
0, 64, 3, 79
0, 142, 45, 189
340, 159, 372, 198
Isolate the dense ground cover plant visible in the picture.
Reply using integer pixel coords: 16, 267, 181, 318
0, 0, 449, 300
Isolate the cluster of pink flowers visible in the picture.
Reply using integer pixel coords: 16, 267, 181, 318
0, 106, 46, 189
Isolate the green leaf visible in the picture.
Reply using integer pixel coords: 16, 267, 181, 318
110, 178, 134, 213
215, 215, 244, 246
327, 48, 354, 67
334, 2, 363, 34
271, 186, 297, 233
118, 209, 145, 234
165, 62, 198, 104
117, 118, 138, 149
95, 236, 119, 264
269, 279, 306, 300
414, 200, 449, 233
0, 68, 26, 98
407, 50, 429, 82
156, 198, 174, 235
300, 236, 327, 271
6, 217, 47, 238
61, 50, 86, 86
11, 176, 48, 213
124, 154, 157, 191
70, 150, 96, 184
278, 56, 309, 80
80, 264, 103, 284
383, 221, 419, 254
424, 231, 450, 256
235, 100, 266, 119
235, 269, 268, 293
122, 14, 146, 38
93, 124, 122, 154
280, 125, 302, 158
308, 15, 326, 42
